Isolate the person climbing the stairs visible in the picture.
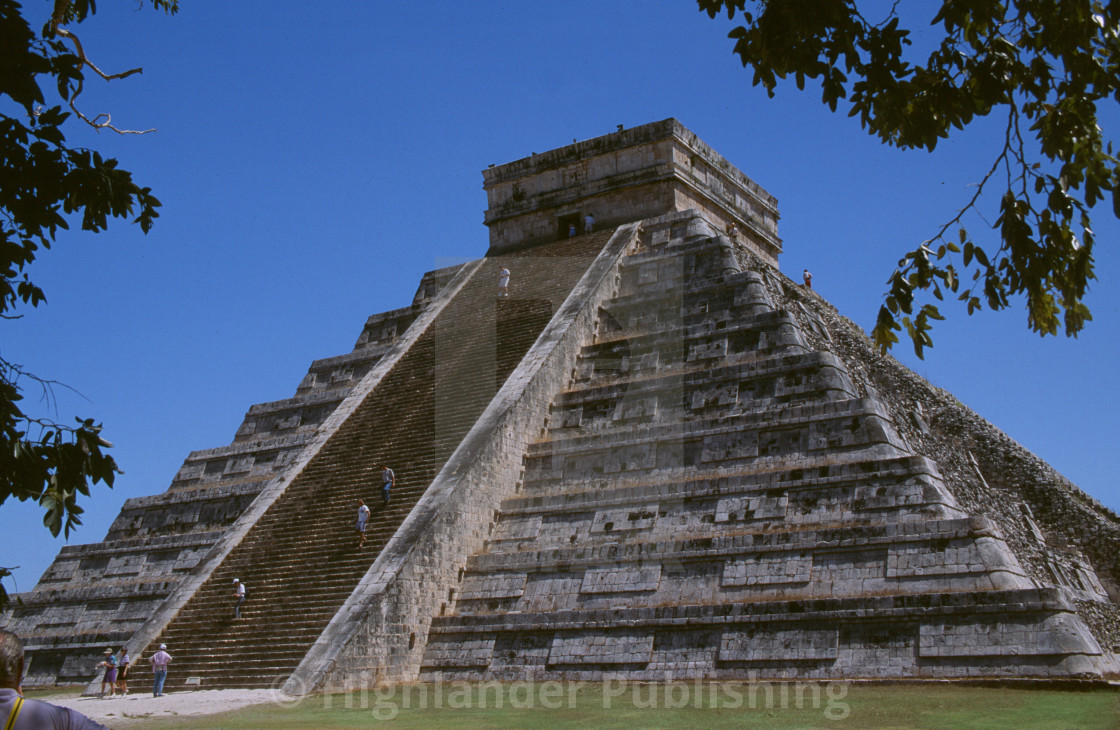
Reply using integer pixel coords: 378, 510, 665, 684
232, 578, 246, 619
498, 266, 510, 298
381, 464, 395, 505
356, 499, 370, 548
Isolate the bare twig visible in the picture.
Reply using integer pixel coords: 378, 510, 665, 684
928, 105, 1016, 243
0, 358, 93, 428
54, 28, 142, 82
53, 27, 156, 134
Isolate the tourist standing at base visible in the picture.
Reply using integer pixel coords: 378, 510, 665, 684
149, 643, 172, 697
96, 648, 117, 697
381, 464, 395, 505
356, 499, 370, 548
583, 212, 595, 233
233, 578, 246, 619
0, 630, 109, 729
115, 648, 130, 695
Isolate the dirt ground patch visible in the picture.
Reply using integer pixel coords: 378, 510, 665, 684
42, 688, 284, 726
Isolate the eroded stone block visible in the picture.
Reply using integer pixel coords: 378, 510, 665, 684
720, 628, 838, 662
580, 563, 662, 594
722, 554, 811, 587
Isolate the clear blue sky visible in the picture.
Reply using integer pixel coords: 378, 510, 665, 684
3, 1, 1117, 592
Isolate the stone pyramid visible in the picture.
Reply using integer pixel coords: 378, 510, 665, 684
3, 120, 1117, 692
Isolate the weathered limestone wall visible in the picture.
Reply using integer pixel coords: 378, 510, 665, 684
489, 179, 677, 256
749, 254, 1120, 656
483, 119, 780, 263
420, 212, 1116, 681
283, 224, 642, 693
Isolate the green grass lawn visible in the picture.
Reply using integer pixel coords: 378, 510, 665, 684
104, 681, 1118, 730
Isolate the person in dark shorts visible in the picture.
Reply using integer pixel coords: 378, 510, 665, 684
115, 648, 130, 695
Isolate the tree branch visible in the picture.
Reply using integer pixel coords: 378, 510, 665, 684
929, 106, 1016, 243
54, 27, 155, 134
0, 358, 92, 429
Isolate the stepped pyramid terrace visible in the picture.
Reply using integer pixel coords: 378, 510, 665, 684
3, 119, 1118, 692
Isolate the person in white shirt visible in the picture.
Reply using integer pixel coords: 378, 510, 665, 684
149, 643, 172, 697
233, 578, 246, 619
356, 499, 370, 548
498, 267, 510, 297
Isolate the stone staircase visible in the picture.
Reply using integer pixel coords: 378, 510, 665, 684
135, 231, 613, 690
421, 228, 1111, 680
1, 275, 452, 686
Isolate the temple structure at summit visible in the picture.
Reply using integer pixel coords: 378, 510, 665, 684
3, 119, 1117, 691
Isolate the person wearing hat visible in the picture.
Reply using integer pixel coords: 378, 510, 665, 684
233, 578, 247, 619
96, 648, 117, 697
0, 629, 109, 728
498, 267, 510, 298
149, 644, 172, 697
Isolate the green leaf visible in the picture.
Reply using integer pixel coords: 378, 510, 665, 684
699, 0, 1114, 353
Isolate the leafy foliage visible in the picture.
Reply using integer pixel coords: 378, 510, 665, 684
698, 0, 1119, 357
0, 0, 175, 546
1, 361, 118, 538
0, 566, 14, 612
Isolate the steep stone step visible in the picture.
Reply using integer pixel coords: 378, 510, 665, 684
555, 356, 858, 434
132, 232, 613, 691
509, 454, 943, 507
486, 468, 963, 556
450, 524, 1030, 618
523, 399, 909, 488
422, 587, 1090, 681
